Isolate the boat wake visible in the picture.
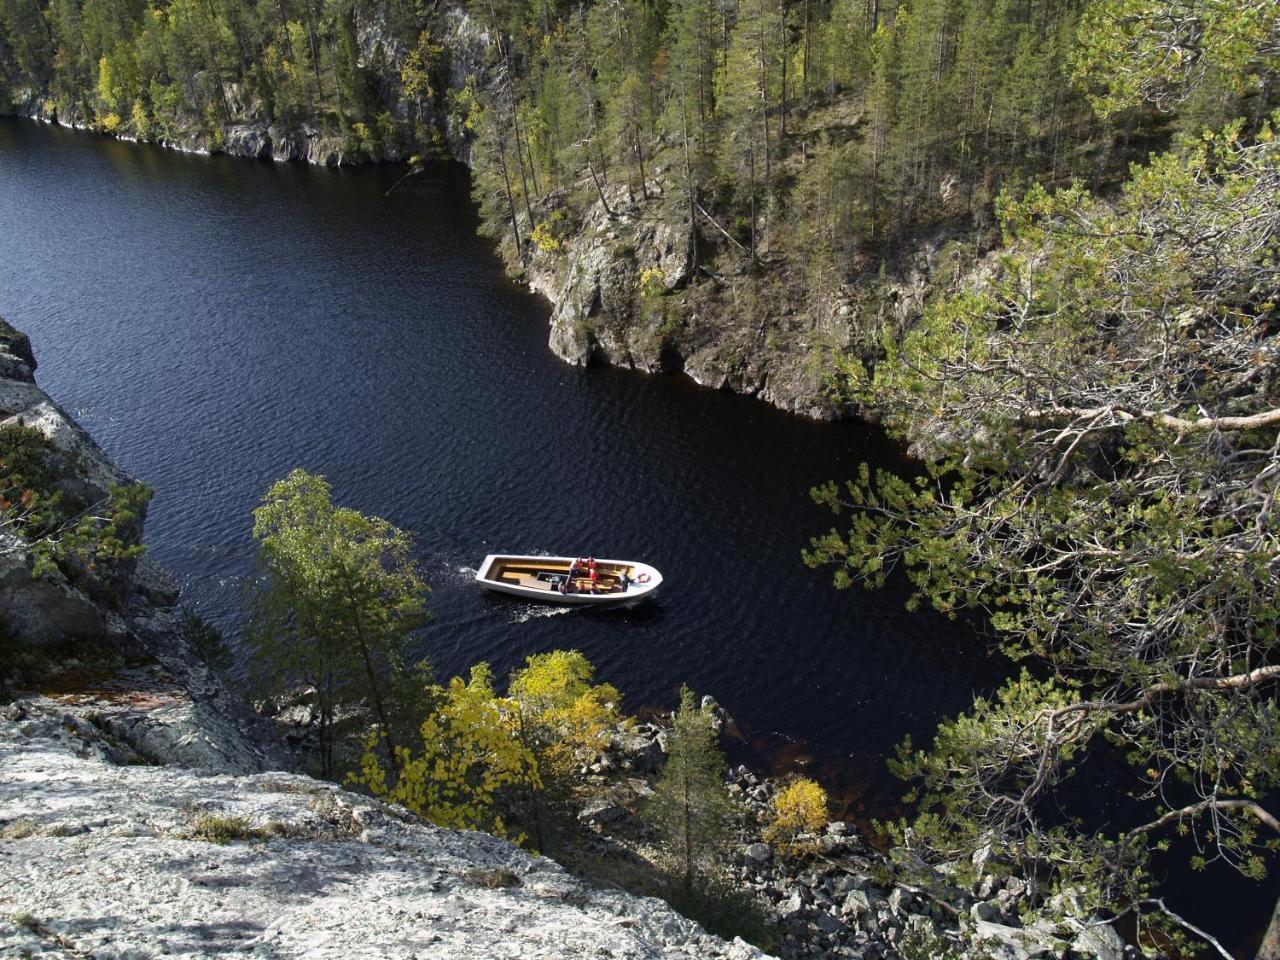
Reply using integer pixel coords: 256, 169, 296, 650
510, 605, 577, 623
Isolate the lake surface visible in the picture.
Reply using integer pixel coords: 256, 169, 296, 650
0, 117, 1270, 954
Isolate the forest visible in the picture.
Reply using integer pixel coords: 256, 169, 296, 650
0, 0, 1259, 274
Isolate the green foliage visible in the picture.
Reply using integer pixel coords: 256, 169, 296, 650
1074, 0, 1280, 115
662, 872, 773, 949
181, 608, 234, 674
0, 422, 150, 597
463, 866, 521, 888
643, 686, 737, 890
245, 468, 429, 779
530, 210, 570, 253
183, 813, 270, 844
809, 3, 1280, 940
507, 649, 622, 785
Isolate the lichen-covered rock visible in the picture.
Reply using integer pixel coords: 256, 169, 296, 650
0, 712, 773, 960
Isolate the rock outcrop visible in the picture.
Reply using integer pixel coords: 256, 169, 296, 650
0, 317, 146, 645
0, 702, 768, 959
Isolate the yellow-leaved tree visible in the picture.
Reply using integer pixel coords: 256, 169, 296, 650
352, 663, 539, 842
762, 777, 828, 855
507, 650, 623, 851
509, 650, 622, 782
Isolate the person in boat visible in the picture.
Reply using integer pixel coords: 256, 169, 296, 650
589, 566, 600, 593
619, 570, 633, 590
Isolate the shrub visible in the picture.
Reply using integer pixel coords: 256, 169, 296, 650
0, 423, 151, 593
182, 609, 234, 674
663, 873, 773, 950
0, 819, 39, 839
183, 813, 270, 844
130, 101, 150, 138
531, 211, 570, 253
761, 777, 828, 855
464, 867, 521, 888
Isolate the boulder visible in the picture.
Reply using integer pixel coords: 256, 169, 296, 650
743, 842, 773, 866
1071, 923, 1125, 960
887, 887, 911, 914
842, 890, 872, 919
813, 911, 847, 936
610, 729, 664, 773
779, 890, 806, 920
970, 919, 1068, 960
0, 317, 36, 381
577, 797, 629, 827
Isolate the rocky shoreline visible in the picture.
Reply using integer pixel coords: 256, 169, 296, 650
2, 0, 982, 423
572, 711, 1131, 960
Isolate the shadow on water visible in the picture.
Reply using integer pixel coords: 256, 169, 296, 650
0, 117, 1274, 957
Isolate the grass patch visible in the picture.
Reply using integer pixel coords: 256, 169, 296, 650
183, 813, 270, 844
262, 820, 312, 840
464, 867, 522, 889
0, 819, 40, 839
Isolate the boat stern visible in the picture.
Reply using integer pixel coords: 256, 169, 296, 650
476, 554, 500, 582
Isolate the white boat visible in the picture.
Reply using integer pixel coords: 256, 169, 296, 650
475, 554, 663, 605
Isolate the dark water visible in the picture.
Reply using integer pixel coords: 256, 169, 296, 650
0, 117, 1271, 954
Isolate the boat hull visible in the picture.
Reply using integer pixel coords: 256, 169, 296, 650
475, 554, 662, 605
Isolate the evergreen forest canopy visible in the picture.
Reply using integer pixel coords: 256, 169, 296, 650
0, 0, 1270, 277
805, 2, 1280, 955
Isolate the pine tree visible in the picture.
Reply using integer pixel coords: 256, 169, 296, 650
644, 686, 736, 890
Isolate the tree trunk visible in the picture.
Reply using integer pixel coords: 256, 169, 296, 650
1259, 894, 1280, 960
342, 580, 401, 778
586, 157, 614, 217
757, 14, 771, 183
779, 0, 787, 141
682, 776, 694, 891
199, 0, 234, 123
801, 0, 810, 98
634, 130, 648, 200
749, 147, 759, 269
496, 137, 525, 265
680, 78, 699, 274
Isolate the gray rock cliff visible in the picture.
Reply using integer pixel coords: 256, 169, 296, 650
0, 701, 769, 959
